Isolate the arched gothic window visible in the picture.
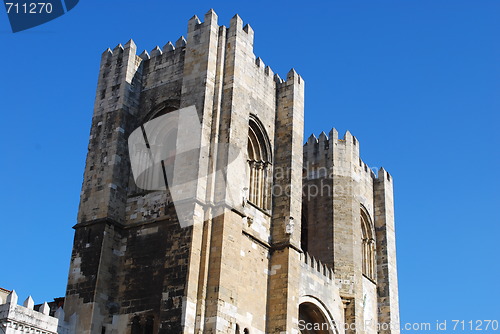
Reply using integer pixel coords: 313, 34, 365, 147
361, 206, 376, 281
247, 116, 272, 210
299, 302, 332, 334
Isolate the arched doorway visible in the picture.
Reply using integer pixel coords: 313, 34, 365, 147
299, 302, 335, 334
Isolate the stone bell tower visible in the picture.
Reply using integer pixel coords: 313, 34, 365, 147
64, 9, 399, 334
64, 10, 306, 334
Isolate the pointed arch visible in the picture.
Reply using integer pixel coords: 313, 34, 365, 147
247, 115, 272, 209
360, 205, 376, 281
298, 296, 338, 334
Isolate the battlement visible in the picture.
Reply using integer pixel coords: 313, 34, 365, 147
67, 9, 400, 333
303, 128, 392, 182
100, 34, 186, 67
304, 128, 357, 161
0, 291, 72, 334
300, 252, 334, 281
95, 9, 301, 96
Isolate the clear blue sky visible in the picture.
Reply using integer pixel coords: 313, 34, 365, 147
1, 0, 499, 329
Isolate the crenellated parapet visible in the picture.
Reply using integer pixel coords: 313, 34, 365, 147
298, 253, 345, 334
300, 251, 334, 280
302, 128, 398, 334
303, 128, 392, 184
62, 8, 400, 334
68, 9, 309, 334
0, 291, 73, 334
92, 9, 299, 126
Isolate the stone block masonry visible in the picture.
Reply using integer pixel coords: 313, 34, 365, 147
64, 9, 400, 334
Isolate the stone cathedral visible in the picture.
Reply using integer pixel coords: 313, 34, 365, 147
63, 10, 400, 334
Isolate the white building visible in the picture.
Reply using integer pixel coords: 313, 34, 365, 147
0, 290, 73, 334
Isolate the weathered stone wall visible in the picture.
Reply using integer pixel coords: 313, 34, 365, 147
299, 253, 345, 334
303, 131, 399, 334
374, 169, 400, 334
0, 291, 72, 334
66, 9, 399, 334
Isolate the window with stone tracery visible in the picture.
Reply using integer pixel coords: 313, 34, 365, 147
361, 206, 376, 281
247, 116, 272, 210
